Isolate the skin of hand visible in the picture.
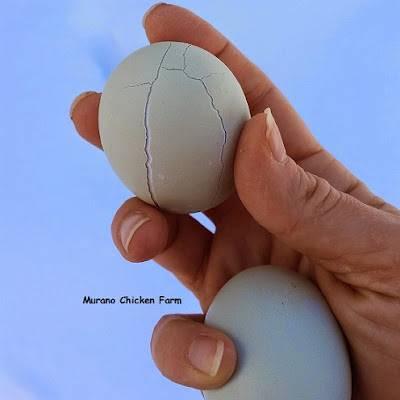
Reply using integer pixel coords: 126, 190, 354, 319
70, 4, 400, 400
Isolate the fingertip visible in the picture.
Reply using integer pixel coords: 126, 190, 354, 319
70, 91, 103, 150
235, 112, 268, 156
151, 314, 237, 390
142, 2, 168, 29
234, 112, 270, 193
70, 91, 97, 119
112, 198, 169, 263
143, 2, 225, 57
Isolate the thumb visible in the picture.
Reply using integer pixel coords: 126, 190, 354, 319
234, 108, 400, 273
151, 314, 237, 390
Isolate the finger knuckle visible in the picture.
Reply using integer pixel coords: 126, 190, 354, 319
284, 169, 344, 237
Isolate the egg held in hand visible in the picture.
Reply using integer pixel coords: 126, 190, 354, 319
98, 41, 250, 214
204, 265, 352, 400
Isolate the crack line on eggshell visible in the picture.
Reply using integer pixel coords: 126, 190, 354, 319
122, 82, 152, 89
201, 72, 219, 80
163, 68, 219, 81
162, 67, 181, 71
161, 66, 226, 207
181, 45, 228, 208
142, 42, 173, 208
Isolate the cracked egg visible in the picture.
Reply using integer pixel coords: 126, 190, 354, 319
98, 41, 250, 214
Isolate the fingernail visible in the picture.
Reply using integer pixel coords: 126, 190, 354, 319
120, 214, 151, 252
142, 3, 167, 28
264, 107, 287, 164
188, 336, 224, 377
70, 91, 97, 120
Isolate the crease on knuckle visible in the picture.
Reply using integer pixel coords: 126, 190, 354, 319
191, 237, 212, 299
346, 177, 398, 214
214, 37, 230, 59
295, 146, 325, 164
344, 176, 362, 195
283, 169, 343, 238
248, 80, 275, 113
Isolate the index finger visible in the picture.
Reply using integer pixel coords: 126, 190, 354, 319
144, 3, 320, 161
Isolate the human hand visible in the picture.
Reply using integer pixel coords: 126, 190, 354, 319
70, 4, 400, 400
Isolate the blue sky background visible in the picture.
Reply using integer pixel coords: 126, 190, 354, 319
1, 0, 399, 399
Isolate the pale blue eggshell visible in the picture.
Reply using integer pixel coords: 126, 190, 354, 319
204, 265, 352, 400
98, 41, 250, 214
